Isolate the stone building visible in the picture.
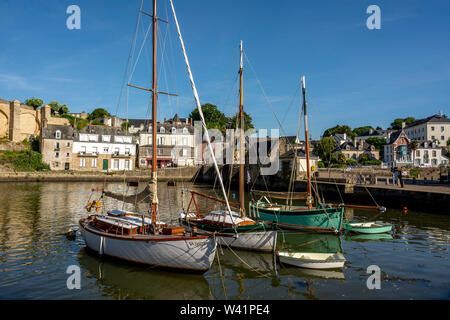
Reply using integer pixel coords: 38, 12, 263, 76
40, 124, 75, 170
138, 115, 195, 168
383, 130, 412, 167
72, 125, 136, 171
412, 141, 449, 167
335, 139, 380, 161
404, 113, 450, 145
0, 99, 69, 143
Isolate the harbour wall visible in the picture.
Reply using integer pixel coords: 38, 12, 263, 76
193, 165, 450, 214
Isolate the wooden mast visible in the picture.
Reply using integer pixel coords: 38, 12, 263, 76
151, 0, 159, 229
302, 76, 313, 209
239, 40, 245, 217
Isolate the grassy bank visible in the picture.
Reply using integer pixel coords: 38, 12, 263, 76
0, 150, 50, 172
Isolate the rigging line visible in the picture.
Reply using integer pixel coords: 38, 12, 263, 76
281, 85, 302, 127
169, 0, 237, 230
128, 17, 153, 85
115, 0, 143, 118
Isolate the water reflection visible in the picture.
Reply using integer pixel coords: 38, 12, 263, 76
0, 181, 449, 300
78, 248, 213, 300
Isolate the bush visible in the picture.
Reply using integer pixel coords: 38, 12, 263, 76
0, 150, 50, 171
360, 160, 382, 166
409, 168, 420, 178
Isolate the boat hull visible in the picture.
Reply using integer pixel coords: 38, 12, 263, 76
277, 252, 346, 269
343, 222, 393, 234
181, 220, 277, 252
79, 219, 217, 272
250, 201, 344, 233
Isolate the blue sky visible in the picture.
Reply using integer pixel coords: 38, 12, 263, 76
0, 0, 449, 139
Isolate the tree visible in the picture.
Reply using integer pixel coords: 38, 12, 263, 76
323, 125, 355, 139
189, 104, 228, 130
316, 137, 337, 166
390, 117, 416, 130
48, 101, 69, 115
409, 140, 419, 165
365, 137, 386, 150
25, 98, 43, 109
352, 126, 374, 137
227, 111, 254, 131
88, 108, 110, 121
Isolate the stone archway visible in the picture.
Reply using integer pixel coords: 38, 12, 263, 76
0, 110, 8, 138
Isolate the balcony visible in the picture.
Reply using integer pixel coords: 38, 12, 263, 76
112, 152, 132, 158
78, 152, 99, 158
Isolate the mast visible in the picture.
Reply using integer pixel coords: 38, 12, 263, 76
169, 0, 236, 228
239, 40, 245, 217
302, 76, 313, 209
151, 0, 159, 229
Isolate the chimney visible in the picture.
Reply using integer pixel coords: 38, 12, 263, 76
186, 118, 188, 124
190, 118, 193, 126
164, 117, 166, 123
401, 122, 406, 129
343, 133, 346, 140
369, 129, 374, 134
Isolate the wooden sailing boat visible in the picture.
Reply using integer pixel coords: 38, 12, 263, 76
179, 41, 277, 252
79, 0, 217, 272
249, 76, 344, 233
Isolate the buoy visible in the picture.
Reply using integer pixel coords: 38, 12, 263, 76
403, 206, 408, 214
66, 228, 77, 240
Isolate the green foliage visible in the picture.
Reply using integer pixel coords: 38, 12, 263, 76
409, 140, 419, 150
447, 138, 450, 147
0, 150, 50, 171
323, 125, 356, 139
189, 104, 228, 130
346, 159, 358, 166
358, 153, 371, 163
61, 114, 89, 130
25, 98, 43, 109
409, 168, 420, 178
227, 111, 255, 131
31, 136, 40, 152
48, 101, 69, 115
360, 160, 382, 166
365, 137, 386, 150
91, 120, 104, 126
390, 117, 416, 130
352, 126, 374, 136
88, 108, 110, 121
316, 137, 337, 167
122, 121, 130, 131
317, 161, 325, 168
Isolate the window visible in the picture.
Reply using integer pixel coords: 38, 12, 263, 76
125, 148, 130, 155
55, 130, 61, 139
125, 160, 130, 170
66, 153, 70, 157
441, 136, 445, 141
432, 150, 437, 157
183, 128, 189, 134
102, 135, 111, 142
431, 136, 435, 140
55, 152, 59, 158
80, 158, 86, 167
88, 135, 98, 142
182, 149, 188, 157
66, 142, 71, 147
431, 126, 435, 131
114, 159, 119, 169
183, 137, 188, 145
160, 127, 165, 133
80, 146, 86, 154
55, 142, 60, 150
172, 137, 176, 145
115, 136, 124, 143
103, 147, 109, 153
80, 134, 88, 141
92, 158, 97, 168
114, 147, 119, 155
441, 126, 445, 132
416, 150, 420, 157
171, 127, 176, 134
54, 162, 59, 168
124, 137, 132, 143
92, 147, 98, 155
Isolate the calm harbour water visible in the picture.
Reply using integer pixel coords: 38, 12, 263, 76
0, 181, 448, 300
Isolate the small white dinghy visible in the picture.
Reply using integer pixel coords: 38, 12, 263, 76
277, 251, 346, 269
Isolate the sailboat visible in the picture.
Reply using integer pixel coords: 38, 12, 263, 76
79, 0, 217, 273
249, 76, 344, 233
178, 41, 277, 252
